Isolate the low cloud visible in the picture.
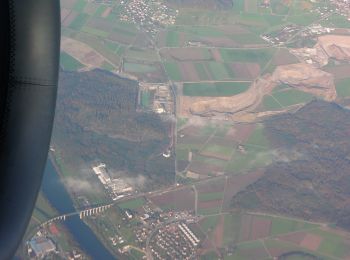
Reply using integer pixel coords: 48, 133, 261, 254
124, 175, 147, 188
64, 177, 93, 193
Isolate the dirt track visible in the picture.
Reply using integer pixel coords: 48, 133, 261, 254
179, 35, 350, 122
180, 64, 336, 121
180, 74, 275, 117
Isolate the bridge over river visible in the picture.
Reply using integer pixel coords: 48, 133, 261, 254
40, 203, 114, 227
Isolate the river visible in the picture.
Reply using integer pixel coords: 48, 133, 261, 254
41, 159, 116, 260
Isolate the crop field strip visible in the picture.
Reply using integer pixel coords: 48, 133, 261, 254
177, 122, 273, 176
204, 211, 346, 260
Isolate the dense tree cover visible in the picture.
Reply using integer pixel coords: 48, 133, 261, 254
52, 70, 175, 189
231, 101, 350, 230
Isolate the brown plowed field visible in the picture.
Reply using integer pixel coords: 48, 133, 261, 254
196, 177, 226, 193
226, 124, 256, 143
161, 48, 212, 61
179, 62, 200, 82
251, 217, 271, 240
149, 187, 195, 211
230, 62, 260, 80
271, 49, 299, 66
240, 214, 253, 241
300, 233, 322, 251
211, 49, 222, 62
279, 232, 306, 245
61, 37, 105, 68
102, 7, 112, 18
212, 215, 225, 248
198, 200, 222, 209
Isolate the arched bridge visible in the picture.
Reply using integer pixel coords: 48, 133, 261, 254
40, 203, 114, 227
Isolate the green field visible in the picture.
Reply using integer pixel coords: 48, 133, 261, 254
124, 63, 157, 73
105, 41, 122, 54
182, 26, 226, 38
118, 198, 146, 210
220, 48, 275, 67
164, 62, 182, 81
224, 240, 269, 260
207, 62, 232, 80
73, 0, 87, 12
199, 124, 217, 136
263, 95, 284, 110
226, 148, 271, 172
193, 154, 228, 168
197, 207, 221, 216
223, 213, 242, 244
60, 52, 84, 71
111, 22, 139, 39
129, 249, 145, 260
125, 48, 159, 62
272, 89, 314, 107
176, 148, 189, 161
94, 5, 107, 17
82, 26, 109, 37
336, 78, 350, 97
69, 13, 89, 31
195, 63, 210, 80
101, 61, 115, 71
201, 143, 233, 160
166, 31, 180, 47
270, 217, 317, 236
200, 215, 220, 233
183, 82, 250, 96
226, 125, 271, 172
198, 192, 224, 202
246, 124, 269, 148
140, 91, 151, 108
177, 117, 188, 129
310, 229, 349, 258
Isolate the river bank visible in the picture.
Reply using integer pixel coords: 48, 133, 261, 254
42, 158, 116, 260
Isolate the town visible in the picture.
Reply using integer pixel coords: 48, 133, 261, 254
119, 0, 177, 37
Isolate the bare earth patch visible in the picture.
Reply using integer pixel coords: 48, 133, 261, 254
300, 233, 322, 251
61, 37, 106, 68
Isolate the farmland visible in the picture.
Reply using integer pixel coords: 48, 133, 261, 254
198, 211, 350, 259
52, 0, 350, 259
60, 51, 84, 71
147, 175, 350, 260
177, 121, 273, 179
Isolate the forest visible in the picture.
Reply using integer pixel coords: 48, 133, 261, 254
52, 70, 175, 190
231, 101, 350, 230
